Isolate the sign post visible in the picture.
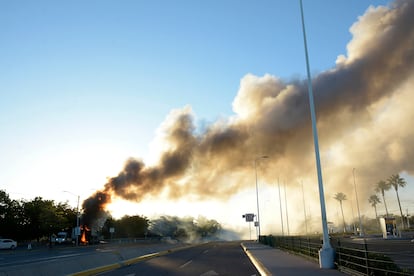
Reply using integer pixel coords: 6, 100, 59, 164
243, 213, 255, 240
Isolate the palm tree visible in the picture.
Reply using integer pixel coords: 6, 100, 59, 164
375, 180, 391, 217
368, 194, 381, 218
334, 192, 347, 233
387, 174, 407, 228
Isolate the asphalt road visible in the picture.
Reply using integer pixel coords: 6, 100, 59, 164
99, 241, 259, 276
1, 237, 411, 275
0, 240, 189, 275
334, 237, 414, 270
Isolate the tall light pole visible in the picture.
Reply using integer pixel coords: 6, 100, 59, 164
278, 178, 285, 236
63, 191, 80, 246
353, 168, 363, 236
299, 0, 335, 268
284, 181, 290, 235
301, 180, 308, 235
255, 155, 269, 241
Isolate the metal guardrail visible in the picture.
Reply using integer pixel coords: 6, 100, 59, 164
260, 235, 414, 276
260, 235, 321, 261
334, 238, 414, 276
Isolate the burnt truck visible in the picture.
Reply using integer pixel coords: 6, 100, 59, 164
54, 225, 102, 245
80, 225, 103, 244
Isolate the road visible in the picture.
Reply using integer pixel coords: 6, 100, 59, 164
99, 241, 259, 276
335, 237, 414, 270
0, 240, 190, 275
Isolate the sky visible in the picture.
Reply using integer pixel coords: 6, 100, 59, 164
1, 0, 413, 238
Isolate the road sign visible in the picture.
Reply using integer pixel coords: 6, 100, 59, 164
243, 213, 255, 222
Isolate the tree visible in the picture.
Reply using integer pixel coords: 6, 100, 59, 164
375, 180, 391, 217
149, 216, 182, 238
149, 215, 221, 242
22, 197, 58, 241
1, 190, 87, 242
334, 192, 347, 233
22, 197, 77, 242
194, 216, 221, 238
387, 174, 407, 228
114, 215, 149, 238
0, 190, 25, 239
55, 201, 78, 231
368, 194, 381, 218
101, 216, 115, 239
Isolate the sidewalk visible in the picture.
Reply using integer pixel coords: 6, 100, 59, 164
241, 242, 344, 276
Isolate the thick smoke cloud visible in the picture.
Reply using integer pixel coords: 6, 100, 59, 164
82, 0, 414, 225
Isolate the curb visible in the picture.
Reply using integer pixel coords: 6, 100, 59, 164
241, 243, 272, 276
69, 244, 199, 276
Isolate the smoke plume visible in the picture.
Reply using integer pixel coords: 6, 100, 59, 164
82, 0, 414, 226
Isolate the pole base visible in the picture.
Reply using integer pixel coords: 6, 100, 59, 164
319, 247, 335, 269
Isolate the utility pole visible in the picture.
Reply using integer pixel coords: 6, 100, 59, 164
278, 178, 284, 236
284, 181, 290, 236
299, 0, 334, 268
353, 168, 363, 236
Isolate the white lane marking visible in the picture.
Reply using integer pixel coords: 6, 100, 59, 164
203, 249, 209, 254
200, 270, 219, 276
179, 260, 193, 268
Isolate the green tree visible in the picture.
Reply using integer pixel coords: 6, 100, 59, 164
387, 174, 407, 228
0, 190, 25, 239
1, 190, 84, 242
149, 216, 179, 238
101, 216, 115, 239
54, 201, 79, 233
375, 180, 391, 217
22, 197, 76, 242
23, 197, 57, 241
195, 216, 221, 238
149, 215, 221, 241
114, 215, 149, 238
334, 192, 347, 233
368, 194, 381, 218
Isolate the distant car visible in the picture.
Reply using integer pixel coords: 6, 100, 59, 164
0, 239, 17, 249
55, 232, 72, 244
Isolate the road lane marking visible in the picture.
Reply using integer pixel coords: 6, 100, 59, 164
179, 260, 193, 268
200, 270, 219, 276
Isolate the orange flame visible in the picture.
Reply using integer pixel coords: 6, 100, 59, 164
80, 225, 90, 244
81, 230, 87, 244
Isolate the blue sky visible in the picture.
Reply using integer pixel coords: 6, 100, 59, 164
3, 0, 412, 235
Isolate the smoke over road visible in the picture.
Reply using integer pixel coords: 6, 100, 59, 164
82, 0, 414, 227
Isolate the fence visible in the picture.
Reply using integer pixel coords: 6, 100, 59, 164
259, 235, 414, 275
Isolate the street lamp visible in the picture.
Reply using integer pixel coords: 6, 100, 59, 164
299, 0, 335, 268
278, 177, 285, 236
284, 181, 290, 235
254, 155, 269, 241
63, 191, 80, 246
301, 180, 308, 235
353, 168, 363, 236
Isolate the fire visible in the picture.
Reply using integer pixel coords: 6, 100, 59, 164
80, 225, 90, 244
80, 230, 86, 244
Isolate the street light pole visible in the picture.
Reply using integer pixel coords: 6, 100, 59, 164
301, 180, 308, 235
63, 191, 80, 246
353, 168, 363, 236
76, 195, 80, 246
284, 181, 290, 236
278, 178, 285, 236
254, 155, 268, 241
299, 0, 334, 268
